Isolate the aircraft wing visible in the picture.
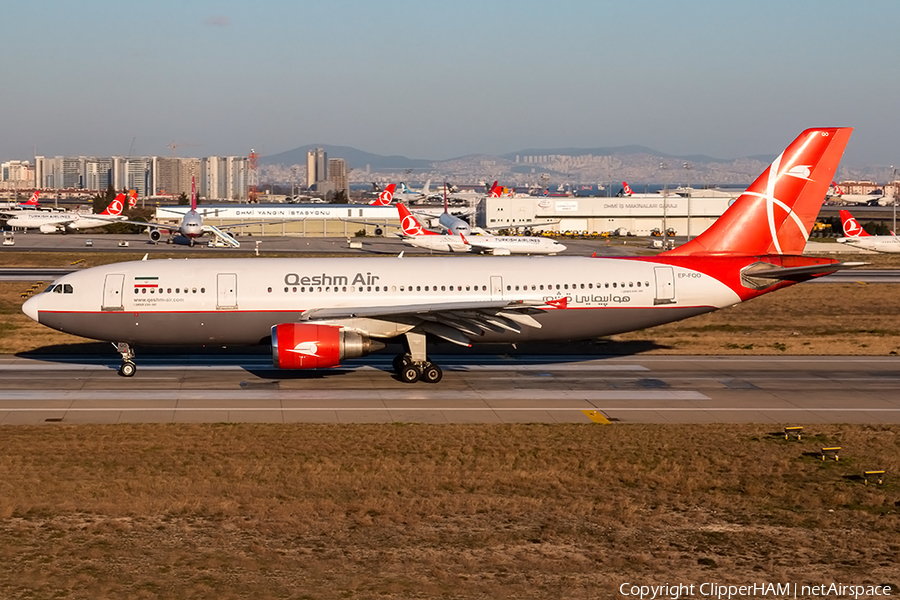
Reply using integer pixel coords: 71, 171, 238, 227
300, 298, 565, 347
89, 217, 183, 232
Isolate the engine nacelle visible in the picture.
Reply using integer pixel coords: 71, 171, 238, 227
40, 223, 61, 234
148, 228, 162, 242
271, 323, 383, 369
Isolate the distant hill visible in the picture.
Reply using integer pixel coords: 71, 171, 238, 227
260, 145, 433, 171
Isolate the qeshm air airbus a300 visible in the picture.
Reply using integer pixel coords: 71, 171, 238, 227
24, 128, 860, 383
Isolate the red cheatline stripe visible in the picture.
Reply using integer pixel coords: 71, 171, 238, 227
134, 284, 159, 288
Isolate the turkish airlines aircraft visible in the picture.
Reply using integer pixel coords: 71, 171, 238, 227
4, 194, 126, 232
836, 209, 900, 253
0, 190, 40, 211
368, 184, 396, 206
109, 177, 243, 247
830, 182, 889, 206
396, 203, 565, 255
24, 128, 860, 383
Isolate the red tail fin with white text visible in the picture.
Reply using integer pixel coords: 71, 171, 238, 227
665, 128, 853, 256
839, 209, 870, 237
397, 203, 439, 236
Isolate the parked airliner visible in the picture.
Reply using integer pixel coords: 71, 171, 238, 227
836, 209, 900, 253
396, 203, 566, 255
0, 190, 40, 211
24, 128, 860, 383
4, 194, 126, 232
110, 178, 242, 247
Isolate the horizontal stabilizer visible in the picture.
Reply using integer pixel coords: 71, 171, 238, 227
746, 261, 867, 281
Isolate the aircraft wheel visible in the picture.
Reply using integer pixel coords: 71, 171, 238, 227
119, 361, 137, 378
421, 363, 443, 384
189, 238, 195, 247
399, 364, 421, 384
392, 354, 412, 374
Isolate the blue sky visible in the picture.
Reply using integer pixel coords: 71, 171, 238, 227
3, 0, 898, 167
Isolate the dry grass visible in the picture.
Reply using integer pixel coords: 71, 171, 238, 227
0, 423, 897, 599
616, 282, 900, 355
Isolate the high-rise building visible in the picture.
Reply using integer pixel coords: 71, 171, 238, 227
306, 148, 327, 189
328, 158, 349, 197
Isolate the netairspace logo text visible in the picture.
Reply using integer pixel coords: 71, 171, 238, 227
619, 582, 892, 600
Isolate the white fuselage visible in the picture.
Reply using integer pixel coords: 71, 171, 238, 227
23, 256, 740, 348
5, 210, 123, 231
836, 235, 900, 253
401, 234, 565, 255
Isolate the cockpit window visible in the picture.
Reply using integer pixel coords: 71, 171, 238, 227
63, 284, 73, 294
44, 284, 57, 293
53, 286, 63, 294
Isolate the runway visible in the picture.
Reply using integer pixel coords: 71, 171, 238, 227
1, 354, 898, 425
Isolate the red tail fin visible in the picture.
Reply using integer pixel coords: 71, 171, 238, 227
127, 190, 137, 209
370, 183, 395, 206
100, 193, 126, 216
839, 209, 870, 237
665, 128, 853, 256
622, 182, 634, 195
20, 191, 39, 206
397, 203, 437, 236
489, 181, 500, 197
190, 177, 197, 211
832, 181, 845, 195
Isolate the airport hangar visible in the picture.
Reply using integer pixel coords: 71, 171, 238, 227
152, 193, 738, 237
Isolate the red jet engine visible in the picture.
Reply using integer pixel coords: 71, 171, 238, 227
271, 323, 383, 369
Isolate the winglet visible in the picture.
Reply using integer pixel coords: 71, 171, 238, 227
545, 297, 568, 309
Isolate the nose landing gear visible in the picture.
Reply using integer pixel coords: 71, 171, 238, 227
113, 342, 137, 377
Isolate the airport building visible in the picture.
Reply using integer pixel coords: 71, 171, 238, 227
152, 191, 738, 238
480, 194, 736, 236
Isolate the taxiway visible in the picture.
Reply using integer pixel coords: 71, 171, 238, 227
1, 354, 898, 425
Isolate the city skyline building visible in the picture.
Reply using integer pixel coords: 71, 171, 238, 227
306, 147, 327, 190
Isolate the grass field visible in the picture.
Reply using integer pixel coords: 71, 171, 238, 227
0, 423, 897, 599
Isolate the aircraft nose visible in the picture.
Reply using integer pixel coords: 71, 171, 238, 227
22, 294, 40, 322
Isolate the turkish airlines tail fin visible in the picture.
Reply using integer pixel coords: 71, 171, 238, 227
489, 181, 501, 197
622, 182, 634, 196
839, 209, 871, 237
397, 203, 438, 236
831, 181, 845, 195
190, 177, 197, 211
127, 189, 137, 209
99, 193, 126, 216
20, 191, 39, 206
665, 127, 853, 256
369, 183, 396, 206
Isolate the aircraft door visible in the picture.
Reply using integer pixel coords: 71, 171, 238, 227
653, 266, 675, 305
490, 276, 503, 301
101, 273, 125, 311
217, 273, 238, 309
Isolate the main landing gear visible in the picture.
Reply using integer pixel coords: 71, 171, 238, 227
392, 331, 442, 384
113, 342, 137, 377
